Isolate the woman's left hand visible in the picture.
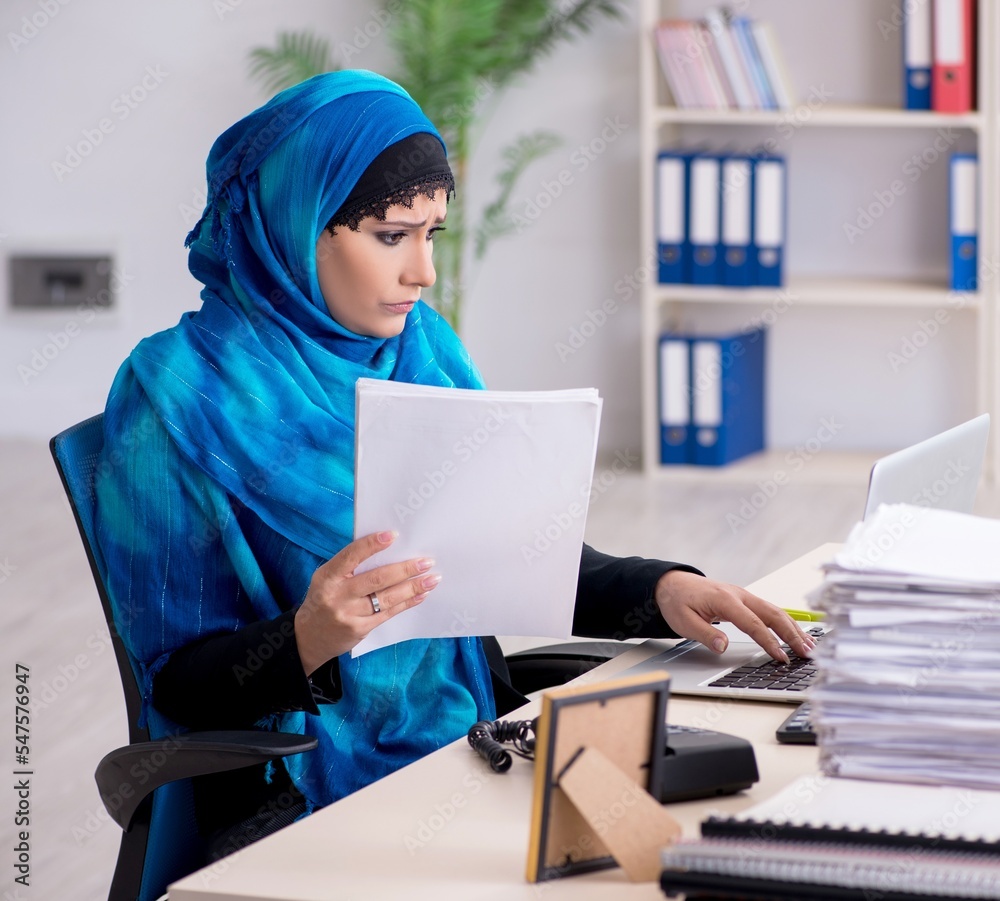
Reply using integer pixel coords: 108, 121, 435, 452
654, 569, 815, 663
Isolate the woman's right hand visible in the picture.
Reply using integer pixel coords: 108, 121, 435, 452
294, 530, 440, 676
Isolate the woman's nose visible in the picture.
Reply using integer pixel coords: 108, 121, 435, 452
403, 239, 437, 288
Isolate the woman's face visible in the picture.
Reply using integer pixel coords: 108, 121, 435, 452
315, 189, 447, 338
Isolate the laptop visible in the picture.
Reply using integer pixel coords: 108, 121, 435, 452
862, 412, 989, 520
620, 414, 991, 703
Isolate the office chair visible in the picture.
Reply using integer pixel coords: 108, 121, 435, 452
51, 415, 624, 897
502, 640, 624, 695
51, 415, 318, 901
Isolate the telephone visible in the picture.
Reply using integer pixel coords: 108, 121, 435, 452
467, 718, 758, 804
659, 723, 758, 803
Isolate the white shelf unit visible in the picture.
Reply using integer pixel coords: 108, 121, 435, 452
638, 0, 998, 483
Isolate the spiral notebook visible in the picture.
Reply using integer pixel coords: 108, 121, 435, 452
660, 775, 1000, 900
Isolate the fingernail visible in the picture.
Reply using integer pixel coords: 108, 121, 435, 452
412, 591, 428, 602
777, 649, 790, 663
416, 557, 435, 572
712, 637, 727, 653
377, 530, 397, 544
421, 573, 442, 590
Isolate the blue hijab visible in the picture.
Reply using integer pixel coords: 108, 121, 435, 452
95, 70, 495, 810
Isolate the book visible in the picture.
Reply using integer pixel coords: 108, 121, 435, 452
932, 0, 976, 114
903, 0, 933, 109
660, 775, 1000, 900
654, 21, 699, 108
654, 13, 795, 111
750, 20, 795, 109
950, 153, 978, 291
657, 327, 766, 466
351, 379, 602, 656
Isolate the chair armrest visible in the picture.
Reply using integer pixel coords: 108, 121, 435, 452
504, 640, 631, 695
96, 730, 318, 830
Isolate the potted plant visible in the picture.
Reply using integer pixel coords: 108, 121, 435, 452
249, 0, 624, 334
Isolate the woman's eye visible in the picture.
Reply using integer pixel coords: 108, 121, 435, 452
377, 232, 405, 246
427, 226, 446, 241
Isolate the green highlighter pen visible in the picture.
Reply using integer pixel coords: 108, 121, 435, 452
782, 607, 826, 622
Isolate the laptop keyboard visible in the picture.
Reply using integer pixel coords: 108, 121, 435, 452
706, 626, 825, 693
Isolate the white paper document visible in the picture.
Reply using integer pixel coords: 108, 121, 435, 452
833, 503, 1000, 585
811, 503, 1000, 790
351, 379, 603, 656
732, 774, 1000, 841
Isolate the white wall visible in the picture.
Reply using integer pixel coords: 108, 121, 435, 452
0, 0, 644, 450
0, 0, 974, 455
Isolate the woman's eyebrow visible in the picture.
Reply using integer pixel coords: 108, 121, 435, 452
378, 214, 447, 228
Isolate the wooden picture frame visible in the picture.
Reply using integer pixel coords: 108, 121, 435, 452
525, 670, 673, 883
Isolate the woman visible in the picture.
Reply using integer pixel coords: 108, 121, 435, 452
94, 70, 812, 858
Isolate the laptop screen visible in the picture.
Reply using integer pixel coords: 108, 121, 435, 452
863, 413, 990, 519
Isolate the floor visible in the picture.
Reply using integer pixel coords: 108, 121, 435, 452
1, 437, 963, 899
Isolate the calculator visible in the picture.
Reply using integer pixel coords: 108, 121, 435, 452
775, 701, 816, 744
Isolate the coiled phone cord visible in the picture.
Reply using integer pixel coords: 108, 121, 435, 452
467, 718, 537, 773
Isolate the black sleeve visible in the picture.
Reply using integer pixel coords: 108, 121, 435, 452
153, 609, 343, 730
573, 543, 705, 641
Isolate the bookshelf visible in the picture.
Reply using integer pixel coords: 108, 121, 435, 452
638, 0, 998, 483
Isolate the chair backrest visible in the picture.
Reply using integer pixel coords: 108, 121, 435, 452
50, 414, 149, 743
51, 414, 205, 901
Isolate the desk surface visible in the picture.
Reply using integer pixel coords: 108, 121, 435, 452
169, 544, 837, 901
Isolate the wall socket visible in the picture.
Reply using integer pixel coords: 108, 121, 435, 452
8, 254, 115, 310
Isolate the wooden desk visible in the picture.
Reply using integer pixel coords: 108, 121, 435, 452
168, 545, 836, 901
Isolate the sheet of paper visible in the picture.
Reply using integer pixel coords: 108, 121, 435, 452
835, 503, 1000, 585
351, 379, 602, 656
733, 774, 1000, 840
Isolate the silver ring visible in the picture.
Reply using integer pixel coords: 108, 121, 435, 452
369, 592, 381, 615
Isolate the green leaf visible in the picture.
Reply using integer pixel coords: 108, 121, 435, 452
248, 31, 335, 96
244, 2, 626, 332
475, 130, 562, 259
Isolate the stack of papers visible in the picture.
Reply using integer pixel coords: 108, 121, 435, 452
352, 379, 602, 656
809, 503, 1000, 790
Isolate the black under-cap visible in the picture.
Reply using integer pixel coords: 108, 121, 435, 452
325, 132, 455, 233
